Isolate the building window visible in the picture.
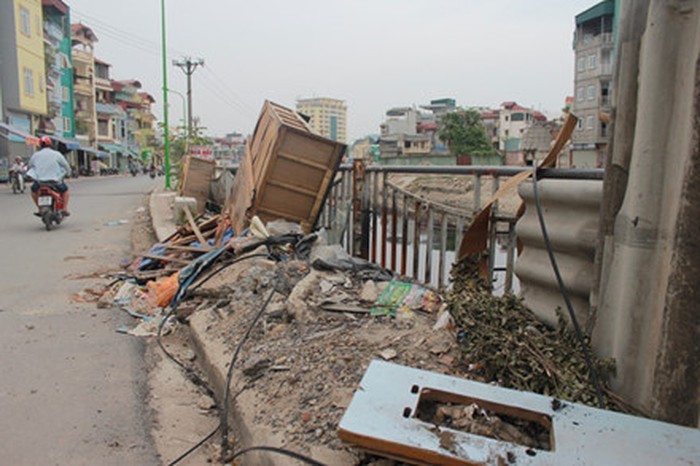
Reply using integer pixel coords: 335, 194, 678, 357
64, 117, 72, 132
19, 7, 31, 36
577, 118, 583, 131
587, 116, 594, 129
511, 113, 525, 122
577, 57, 585, 72
588, 84, 596, 100
98, 119, 109, 136
23, 68, 34, 96
588, 54, 597, 69
577, 87, 584, 102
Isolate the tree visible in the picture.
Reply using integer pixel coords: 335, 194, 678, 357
439, 109, 497, 157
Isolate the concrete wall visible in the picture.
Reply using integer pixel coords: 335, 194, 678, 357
516, 179, 602, 327
594, 0, 700, 427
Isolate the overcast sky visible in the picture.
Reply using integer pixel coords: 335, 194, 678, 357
66, 0, 596, 141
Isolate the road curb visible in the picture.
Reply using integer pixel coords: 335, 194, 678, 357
149, 188, 177, 242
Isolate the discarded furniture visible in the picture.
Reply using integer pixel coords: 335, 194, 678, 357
227, 101, 346, 234
179, 155, 216, 213
338, 360, 700, 465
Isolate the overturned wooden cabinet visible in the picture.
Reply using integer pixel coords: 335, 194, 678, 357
227, 101, 346, 234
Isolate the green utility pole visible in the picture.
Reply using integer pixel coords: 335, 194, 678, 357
160, 0, 171, 189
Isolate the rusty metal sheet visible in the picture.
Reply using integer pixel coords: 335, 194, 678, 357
338, 360, 700, 465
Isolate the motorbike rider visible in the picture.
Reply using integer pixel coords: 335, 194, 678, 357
10, 156, 26, 175
27, 136, 72, 216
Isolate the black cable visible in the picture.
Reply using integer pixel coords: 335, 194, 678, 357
226, 446, 328, 466
220, 288, 277, 458
167, 426, 219, 466
531, 167, 606, 408
157, 306, 216, 399
187, 253, 270, 295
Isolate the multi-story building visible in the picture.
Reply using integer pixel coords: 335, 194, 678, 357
71, 23, 97, 148
0, 0, 48, 172
112, 79, 156, 163
571, 0, 615, 168
94, 58, 122, 168
497, 101, 546, 165
296, 97, 347, 143
41, 0, 74, 142
379, 106, 436, 159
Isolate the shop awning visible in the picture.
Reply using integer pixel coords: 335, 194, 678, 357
79, 146, 111, 158
99, 143, 126, 154
47, 135, 81, 150
0, 122, 40, 146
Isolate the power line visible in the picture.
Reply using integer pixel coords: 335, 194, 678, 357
198, 72, 255, 117
71, 8, 191, 57
203, 67, 257, 115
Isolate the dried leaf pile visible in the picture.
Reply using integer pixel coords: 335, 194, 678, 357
446, 256, 628, 411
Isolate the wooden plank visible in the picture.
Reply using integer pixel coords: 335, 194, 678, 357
184, 208, 207, 245
164, 244, 214, 253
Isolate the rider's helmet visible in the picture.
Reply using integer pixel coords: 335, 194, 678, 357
15, 156, 22, 163
39, 136, 52, 148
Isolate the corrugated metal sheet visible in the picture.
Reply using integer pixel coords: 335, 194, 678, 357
515, 179, 602, 327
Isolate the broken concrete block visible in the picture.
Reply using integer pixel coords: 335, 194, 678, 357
173, 196, 198, 225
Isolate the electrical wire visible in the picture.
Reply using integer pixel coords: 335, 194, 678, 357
220, 288, 277, 457
187, 253, 270, 295
530, 167, 606, 408
226, 446, 328, 466
203, 67, 257, 115
167, 426, 219, 466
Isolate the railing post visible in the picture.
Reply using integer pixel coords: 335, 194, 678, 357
505, 218, 516, 294
391, 189, 397, 273
474, 173, 482, 213
487, 212, 497, 289
381, 171, 388, 269
371, 170, 379, 263
413, 200, 421, 279
401, 193, 408, 276
439, 213, 448, 289
425, 206, 434, 285
352, 159, 368, 259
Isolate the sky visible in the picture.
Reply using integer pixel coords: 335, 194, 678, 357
66, 0, 597, 141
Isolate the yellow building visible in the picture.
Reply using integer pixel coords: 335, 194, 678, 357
14, 0, 47, 116
0, 0, 47, 164
296, 97, 347, 143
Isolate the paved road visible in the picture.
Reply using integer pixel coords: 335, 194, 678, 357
0, 175, 161, 465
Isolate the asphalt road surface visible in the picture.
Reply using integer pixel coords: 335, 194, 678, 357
0, 175, 161, 465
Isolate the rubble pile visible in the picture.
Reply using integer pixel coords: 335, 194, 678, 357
446, 257, 624, 411
187, 246, 456, 457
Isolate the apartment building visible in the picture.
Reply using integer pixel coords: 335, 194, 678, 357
41, 0, 74, 139
571, 0, 615, 168
296, 97, 347, 143
0, 0, 48, 169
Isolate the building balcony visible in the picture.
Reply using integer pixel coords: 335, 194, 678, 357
599, 95, 612, 108
576, 32, 614, 49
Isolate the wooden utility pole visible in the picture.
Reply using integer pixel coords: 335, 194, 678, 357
173, 57, 204, 140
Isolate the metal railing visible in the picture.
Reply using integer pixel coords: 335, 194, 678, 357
317, 163, 604, 291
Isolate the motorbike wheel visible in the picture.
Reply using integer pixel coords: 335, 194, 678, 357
42, 211, 53, 231
12, 181, 17, 194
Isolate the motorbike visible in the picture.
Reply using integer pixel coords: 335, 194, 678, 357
35, 181, 66, 231
149, 165, 156, 179
10, 171, 25, 194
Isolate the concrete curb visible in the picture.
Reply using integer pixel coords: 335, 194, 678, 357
149, 188, 177, 242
